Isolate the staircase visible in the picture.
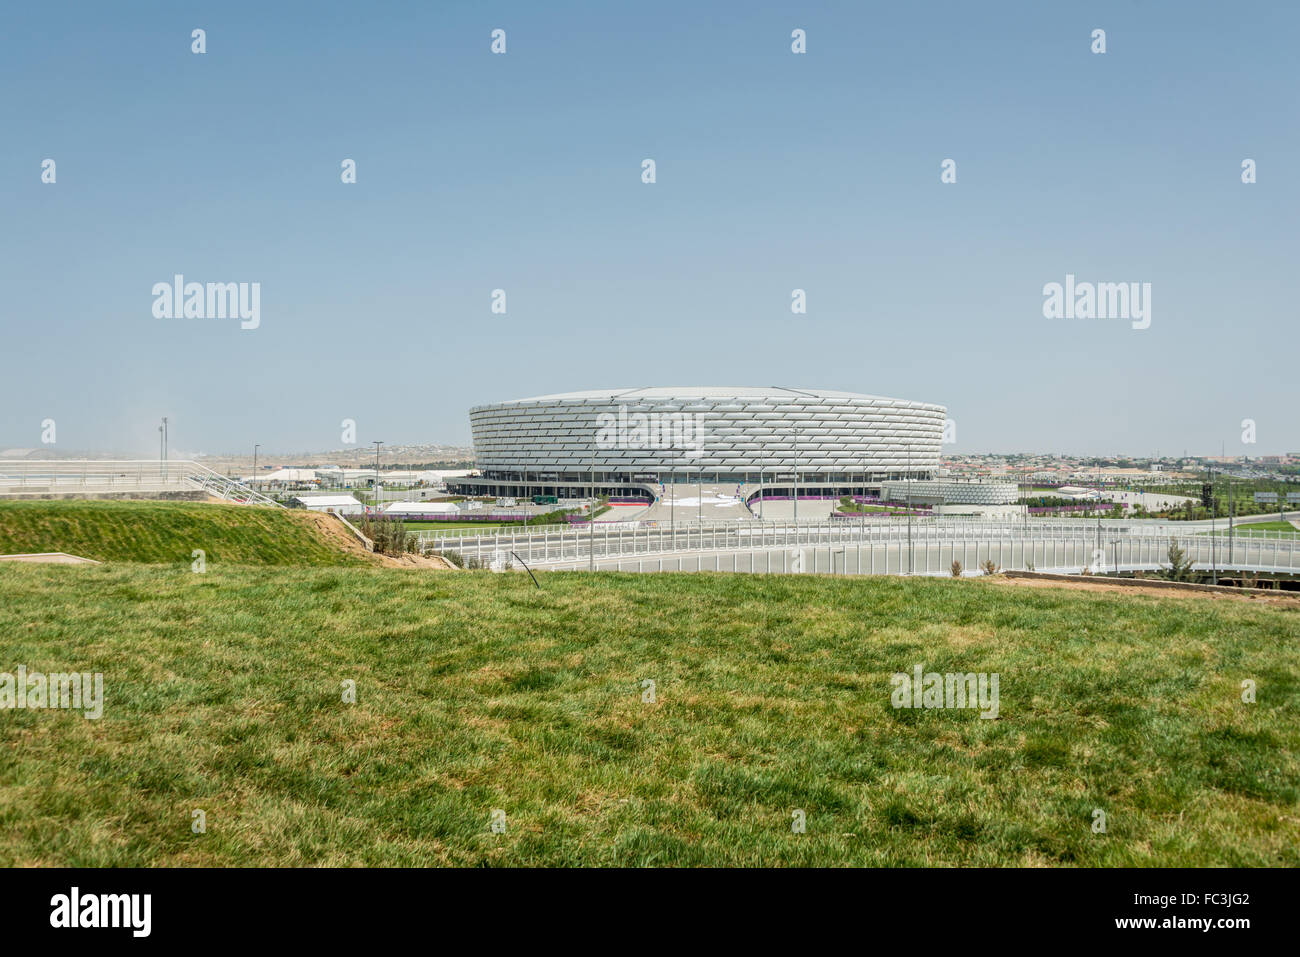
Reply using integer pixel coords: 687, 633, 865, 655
182, 462, 283, 507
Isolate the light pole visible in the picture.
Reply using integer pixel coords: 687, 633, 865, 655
1227, 465, 1234, 565
252, 444, 260, 488
372, 441, 383, 514
1095, 462, 1102, 558
670, 447, 675, 534
793, 431, 799, 528
906, 445, 913, 575
589, 445, 595, 572
1209, 460, 1217, 585
779, 427, 801, 528
698, 465, 703, 525
759, 464, 764, 521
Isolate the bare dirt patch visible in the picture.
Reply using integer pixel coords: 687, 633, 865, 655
989, 574, 1300, 605
296, 511, 454, 569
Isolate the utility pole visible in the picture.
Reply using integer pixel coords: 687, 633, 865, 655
372, 441, 383, 515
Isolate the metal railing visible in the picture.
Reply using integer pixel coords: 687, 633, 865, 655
418, 516, 1300, 573
534, 535, 1300, 578
0, 460, 281, 506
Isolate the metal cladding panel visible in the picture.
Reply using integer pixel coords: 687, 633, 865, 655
470, 388, 946, 474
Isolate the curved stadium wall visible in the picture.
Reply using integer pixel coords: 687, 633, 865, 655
453, 387, 947, 499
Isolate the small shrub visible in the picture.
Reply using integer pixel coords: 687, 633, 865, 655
1161, 542, 1197, 582
980, 559, 999, 576
950, 560, 962, 578
438, 550, 466, 568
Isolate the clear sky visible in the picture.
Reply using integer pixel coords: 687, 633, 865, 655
3, 1, 1296, 457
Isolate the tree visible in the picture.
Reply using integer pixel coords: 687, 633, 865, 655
1161, 542, 1196, 582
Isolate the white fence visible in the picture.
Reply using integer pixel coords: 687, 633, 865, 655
537, 536, 1300, 577
420, 518, 1300, 577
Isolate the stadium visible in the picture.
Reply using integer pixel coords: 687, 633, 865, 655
449, 387, 947, 501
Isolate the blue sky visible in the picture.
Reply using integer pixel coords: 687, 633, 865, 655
3, 1, 1296, 457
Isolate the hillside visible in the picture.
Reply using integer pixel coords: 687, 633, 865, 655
1, 564, 1295, 866
0, 500, 365, 566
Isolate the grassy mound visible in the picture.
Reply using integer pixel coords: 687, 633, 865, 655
0, 500, 361, 566
0, 564, 1295, 866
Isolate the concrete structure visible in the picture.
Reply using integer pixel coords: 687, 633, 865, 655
454, 387, 946, 500
0, 552, 101, 565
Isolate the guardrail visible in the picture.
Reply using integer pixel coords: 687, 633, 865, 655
417, 517, 1300, 572
533, 535, 1300, 578
0, 460, 281, 506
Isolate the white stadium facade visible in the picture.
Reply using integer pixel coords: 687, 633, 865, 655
450, 387, 948, 501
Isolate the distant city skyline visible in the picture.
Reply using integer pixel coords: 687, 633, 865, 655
4, 1, 1296, 456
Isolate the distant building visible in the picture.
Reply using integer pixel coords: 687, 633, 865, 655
250, 468, 319, 487
293, 494, 363, 516
454, 386, 946, 500
382, 501, 458, 516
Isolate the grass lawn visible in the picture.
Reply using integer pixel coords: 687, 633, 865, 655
1, 563, 1296, 866
401, 521, 509, 533
1212, 521, 1299, 536
0, 500, 363, 566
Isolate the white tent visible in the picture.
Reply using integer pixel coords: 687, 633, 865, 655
294, 494, 364, 515
383, 501, 458, 515
247, 468, 320, 485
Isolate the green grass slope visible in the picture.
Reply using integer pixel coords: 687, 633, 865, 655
1, 564, 1296, 866
0, 500, 362, 566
